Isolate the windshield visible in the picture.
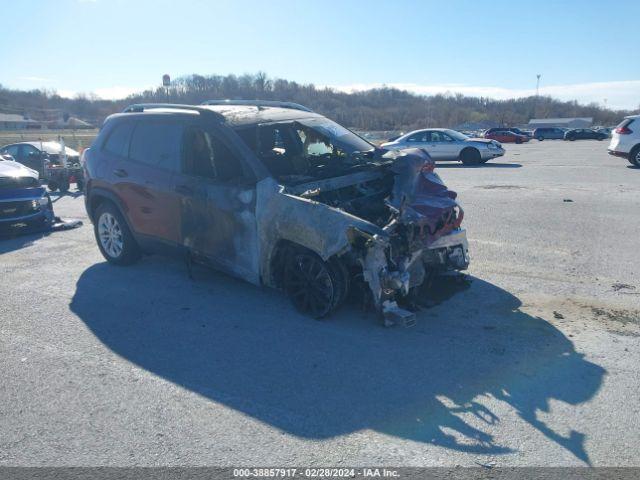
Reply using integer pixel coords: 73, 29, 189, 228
235, 118, 378, 183
444, 129, 469, 141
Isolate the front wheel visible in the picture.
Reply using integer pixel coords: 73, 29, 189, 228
283, 250, 346, 318
537, 136, 544, 141
460, 148, 482, 165
94, 202, 141, 265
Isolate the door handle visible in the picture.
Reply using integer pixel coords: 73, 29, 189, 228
113, 168, 128, 178
175, 185, 194, 196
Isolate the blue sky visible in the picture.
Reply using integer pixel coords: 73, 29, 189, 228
1, 0, 639, 109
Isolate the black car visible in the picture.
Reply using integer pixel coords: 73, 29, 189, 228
564, 129, 608, 141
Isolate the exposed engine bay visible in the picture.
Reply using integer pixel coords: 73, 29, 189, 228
280, 148, 468, 326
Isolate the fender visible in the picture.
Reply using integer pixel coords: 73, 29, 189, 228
86, 186, 135, 233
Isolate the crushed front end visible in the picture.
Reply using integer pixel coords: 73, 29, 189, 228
349, 148, 469, 326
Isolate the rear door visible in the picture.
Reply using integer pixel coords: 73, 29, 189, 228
403, 131, 430, 153
174, 123, 259, 284
108, 118, 183, 245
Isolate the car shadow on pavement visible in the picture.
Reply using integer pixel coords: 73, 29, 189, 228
436, 162, 522, 169
70, 259, 605, 464
0, 230, 51, 253
49, 191, 84, 203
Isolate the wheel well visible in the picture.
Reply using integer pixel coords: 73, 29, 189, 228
461, 146, 479, 156
88, 194, 108, 221
460, 147, 480, 160
270, 240, 309, 288
269, 239, 350, 289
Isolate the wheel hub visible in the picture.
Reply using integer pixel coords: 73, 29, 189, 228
98, 212, 123, 258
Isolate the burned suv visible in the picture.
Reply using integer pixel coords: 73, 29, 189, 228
84, 101, 469, 324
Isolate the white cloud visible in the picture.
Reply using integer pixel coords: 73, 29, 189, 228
330, 80, 640, 111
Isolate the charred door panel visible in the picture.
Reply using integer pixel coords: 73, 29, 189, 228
178, 125, 259, 284
179, 177, 259, 284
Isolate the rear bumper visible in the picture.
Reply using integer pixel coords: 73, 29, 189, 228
608, 149, 629, 159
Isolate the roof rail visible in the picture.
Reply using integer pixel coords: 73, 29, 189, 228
122, 103, 224, 120
201, 99, 313, 113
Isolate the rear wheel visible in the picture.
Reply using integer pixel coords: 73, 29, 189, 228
630, 146, 640, 167
460, 148, 481, 165
47, 180, 58, 192
283, 249, 346, 318
94, 202, 141, 265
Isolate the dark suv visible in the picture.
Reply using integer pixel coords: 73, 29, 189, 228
84, 101, 470, 324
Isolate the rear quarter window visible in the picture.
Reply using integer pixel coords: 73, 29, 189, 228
103, 122, 135, 158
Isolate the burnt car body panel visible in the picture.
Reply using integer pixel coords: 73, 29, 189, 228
85, 104, 470, 321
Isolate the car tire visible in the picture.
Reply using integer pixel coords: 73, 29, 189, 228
94, 202, 141, 266
47, 180, 58, 192
537, 136, 544, 141
59, 180, 70, 193
629, 146, 640, 167
460, 148, 481, 165
283, 248, 346, 319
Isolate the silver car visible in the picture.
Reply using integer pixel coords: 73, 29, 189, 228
381, 128, 505, 165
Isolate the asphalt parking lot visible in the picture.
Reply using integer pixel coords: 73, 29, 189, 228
1, 140, 639, 467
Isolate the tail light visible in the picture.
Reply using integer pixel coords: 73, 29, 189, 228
615, 126, 632, 135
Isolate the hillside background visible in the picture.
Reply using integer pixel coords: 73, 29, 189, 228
1, 72, 637, 131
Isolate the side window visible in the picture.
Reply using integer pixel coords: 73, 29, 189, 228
183, 126, 245, 182
103, 122, 134, 158
3, 145, 20, 157
129, 121, 183, 171
441, 133, 454, 142
19, 144, 40, 159
407, 132, 427, 142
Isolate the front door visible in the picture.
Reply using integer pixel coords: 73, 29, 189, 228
175, 124, 259, 284
428, 131, 459, 160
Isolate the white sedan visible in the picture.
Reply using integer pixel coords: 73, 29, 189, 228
381, 128, 505, 165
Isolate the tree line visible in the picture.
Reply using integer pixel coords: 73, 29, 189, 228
1, 72, 636, 130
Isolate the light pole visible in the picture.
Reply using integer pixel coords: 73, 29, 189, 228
536, 74, 541, 97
